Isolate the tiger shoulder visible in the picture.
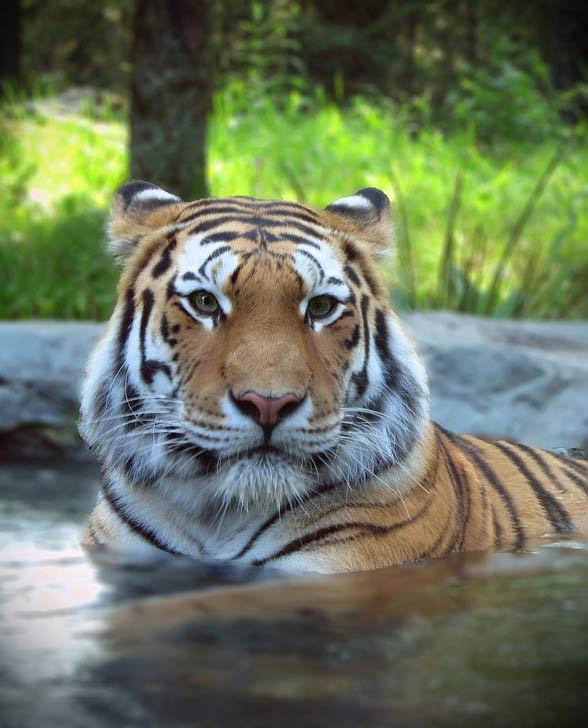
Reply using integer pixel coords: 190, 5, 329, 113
80, 181, 588, 573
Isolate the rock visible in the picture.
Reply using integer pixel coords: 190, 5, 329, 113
550, 447, 588, 460
0, 313, 587, 457
405, 313, 588, 450
0, 322, 102, 458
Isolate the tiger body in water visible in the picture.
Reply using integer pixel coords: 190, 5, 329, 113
80, 182, 588, 573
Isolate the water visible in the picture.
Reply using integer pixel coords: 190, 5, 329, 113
1, 460, 587, 727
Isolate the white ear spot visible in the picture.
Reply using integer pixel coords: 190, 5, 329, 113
329, 194, 373, 211
133, 188, 180, 205
115, 180, 182, 214
326, 188, 390, 221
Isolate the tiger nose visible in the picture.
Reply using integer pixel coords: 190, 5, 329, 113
231, 391, 303, 427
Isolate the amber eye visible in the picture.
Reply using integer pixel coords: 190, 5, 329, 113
188, 290, 220, 315
307, 295, 338, 319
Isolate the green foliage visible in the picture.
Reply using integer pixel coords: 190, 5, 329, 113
0, 95, 124, 319
1, 87, 587, 320
0, 197, 117, 319
428, 147, 588, 318
215, 1, 307, 100
21, 0, 132, 93
16, 0, 588, 151
448, 39, 560, 143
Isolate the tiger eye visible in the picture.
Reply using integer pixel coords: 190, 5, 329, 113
307, 295, 338, 319
188, 290, 220, 315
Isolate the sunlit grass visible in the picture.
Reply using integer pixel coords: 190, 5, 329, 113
1, 90, 586, 319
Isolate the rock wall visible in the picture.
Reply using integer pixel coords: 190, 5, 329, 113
0, 313, 586, 459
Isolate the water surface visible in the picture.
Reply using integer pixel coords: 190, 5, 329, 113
1, 460, 587, 727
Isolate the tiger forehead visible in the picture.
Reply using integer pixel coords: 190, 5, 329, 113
174, 227, 346, 296
176, 195, 324, 229
173, 196, 333, 254
169, 196, 349, 294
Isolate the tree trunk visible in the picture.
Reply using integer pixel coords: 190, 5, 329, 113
0, 0, 21, 90
129, 0, 212, 200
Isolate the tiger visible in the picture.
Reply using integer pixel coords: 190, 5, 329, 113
79, 180, 588, 574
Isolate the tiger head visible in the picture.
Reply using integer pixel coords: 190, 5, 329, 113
81, 182, 429, 512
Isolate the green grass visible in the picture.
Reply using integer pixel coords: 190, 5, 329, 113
1, 89, 587, 320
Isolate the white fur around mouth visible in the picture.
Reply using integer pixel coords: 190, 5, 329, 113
213, 446, 310, 512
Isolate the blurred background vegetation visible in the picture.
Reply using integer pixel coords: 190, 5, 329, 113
0, 0, 587, 320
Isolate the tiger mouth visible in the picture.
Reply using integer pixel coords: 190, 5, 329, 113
198, 444, 290, 468
238, 445, 288, 461
187, 442, 324, 478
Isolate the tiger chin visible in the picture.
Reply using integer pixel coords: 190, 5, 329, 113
79, 180, 588, 574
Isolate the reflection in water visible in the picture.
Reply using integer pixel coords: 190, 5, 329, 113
0, 464, 103, 686
1, 460, 588, 727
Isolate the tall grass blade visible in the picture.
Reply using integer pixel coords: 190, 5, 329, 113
484, 145, 565, 314
459, 226, 487, 314
388, 168, 416, 308
278, 159, 307, 202
437, 171, 464, 307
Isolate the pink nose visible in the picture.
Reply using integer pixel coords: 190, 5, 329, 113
233, 391, 303, 427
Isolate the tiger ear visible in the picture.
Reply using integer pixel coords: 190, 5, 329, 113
109, 180, 183, 261
324, 187, 393, 256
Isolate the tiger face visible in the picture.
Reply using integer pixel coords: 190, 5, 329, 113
81, 182, 429, 513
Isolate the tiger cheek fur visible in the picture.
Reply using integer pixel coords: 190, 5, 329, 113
80, 181, 588, 573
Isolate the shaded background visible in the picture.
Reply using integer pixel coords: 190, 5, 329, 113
0, 0, 587, 320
